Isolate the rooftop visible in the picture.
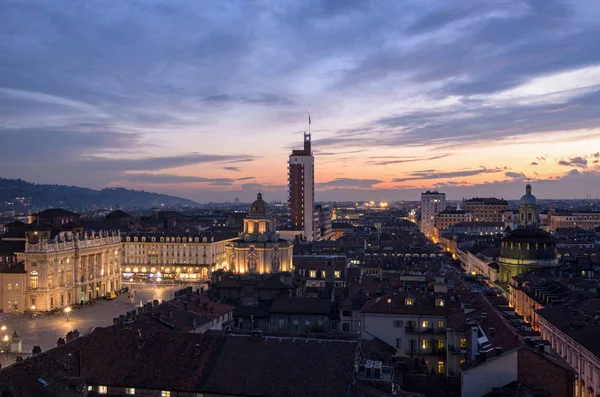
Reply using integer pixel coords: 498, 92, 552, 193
0, 328, 359, 397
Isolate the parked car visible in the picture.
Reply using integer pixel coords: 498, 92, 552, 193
104, 291, 117, 300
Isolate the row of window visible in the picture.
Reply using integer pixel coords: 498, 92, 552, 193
90, 386, 170, 396
6, 283, 19, 291
393, 319, 445, 329
403, 298, 445, 307
126, 236, 213, 243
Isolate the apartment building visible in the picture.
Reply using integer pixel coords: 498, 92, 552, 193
462, 198, 508, 223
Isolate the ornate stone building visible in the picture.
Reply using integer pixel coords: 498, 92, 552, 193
19, 230, 123, 312
226, 193, 293, 274
121, 232, 237, 282
498, 185, 559, 282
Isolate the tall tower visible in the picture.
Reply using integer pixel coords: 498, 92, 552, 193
420, 190, 446, 239
288, 123, 315, 240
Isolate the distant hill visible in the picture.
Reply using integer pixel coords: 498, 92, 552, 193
0, 178, 198, 210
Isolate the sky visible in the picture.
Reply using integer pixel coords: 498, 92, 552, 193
1, 0, 600, 203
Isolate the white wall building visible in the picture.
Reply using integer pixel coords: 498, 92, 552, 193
421, 191, 446, 240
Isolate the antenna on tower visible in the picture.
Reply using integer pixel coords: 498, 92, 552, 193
308, 110, 311, 135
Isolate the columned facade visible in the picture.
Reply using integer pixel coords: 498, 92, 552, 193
227, 193, 293, 274
21, 231, 122, 312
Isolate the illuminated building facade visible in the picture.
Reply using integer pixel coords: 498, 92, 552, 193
18, 230, 122, 312
462, 197, 508, 222
226, 193, 293, 274
288, 131, 315, 240
122, 232, 236, 283
420, 191, 446, 240
498, 185, 559, 282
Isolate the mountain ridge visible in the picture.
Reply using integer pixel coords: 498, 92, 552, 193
0, 177, 198, 210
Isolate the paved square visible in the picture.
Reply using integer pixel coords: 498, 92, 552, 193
0, 284, 192, 357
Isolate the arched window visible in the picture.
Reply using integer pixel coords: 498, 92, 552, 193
271, 247, 280, 272
248, 252, 258, 273
58, 269, 65, 287
30, 271, 39, 290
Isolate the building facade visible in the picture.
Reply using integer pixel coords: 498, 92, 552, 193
20, 231, 122, 312
121, 232, 237, 283
315, 204, 333, 240
537, 302, 600, 397
226, 193, 293, 274
434, 210, 472, 238
462, 198, 508, 223
497, 185, 559, 282
420, 191, 446, 240
288, 131, 315, 240
547, 210, 600, 231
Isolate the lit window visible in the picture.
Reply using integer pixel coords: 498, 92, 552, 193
438, 339, 444, 349
99, 386, 108, 394
126, 388, 135, 395
422, 320, 429, 329
7, 283, 10, 291
161, 392, 171, 397
88, 386, 93, 391
309, 270, 317, 278
405, 298, 414, 306
460, 338, 467, 349
29, 271, 39, 290
436, 299, 444, 307
422, 339, 429, 349
334, 270, 341, 278
438, 361, 445, 374
438, 320, 444, 329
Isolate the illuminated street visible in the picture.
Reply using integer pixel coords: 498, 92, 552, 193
0, 283, 203, 359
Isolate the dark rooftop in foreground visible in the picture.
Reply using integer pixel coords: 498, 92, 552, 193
0, 327, 358, 397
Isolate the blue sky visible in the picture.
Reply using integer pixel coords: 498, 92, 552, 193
1, 0, 600, 202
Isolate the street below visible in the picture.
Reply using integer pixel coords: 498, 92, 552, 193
0, 282, 205, 359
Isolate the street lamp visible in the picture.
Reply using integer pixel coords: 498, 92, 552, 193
31, 305, 36, 319
64, 307, 71, 322
0, 325, 6, 331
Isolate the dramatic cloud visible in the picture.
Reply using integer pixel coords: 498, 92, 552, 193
367, 154, 450, 166
316, 178, 383, 189
1, 0, 600, 200
505, 172, 528, 180
393, 167, 503, 183
557, 156, 588, 169
116, 174, 236, 185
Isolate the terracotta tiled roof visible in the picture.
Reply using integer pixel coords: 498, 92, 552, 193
361, 291, 462, 316
202, 335, 358, 397
270, 296, 331, 315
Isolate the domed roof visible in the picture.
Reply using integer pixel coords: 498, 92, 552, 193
248, 192, 270, 216
500, 228, 557, 261
519, 184, 537, 206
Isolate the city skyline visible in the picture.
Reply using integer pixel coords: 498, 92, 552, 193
2, 1, 600, 202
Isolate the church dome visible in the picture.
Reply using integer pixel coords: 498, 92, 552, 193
248, 192, 270, 216
500, 228, 557, 261
519, 184, 536, 206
